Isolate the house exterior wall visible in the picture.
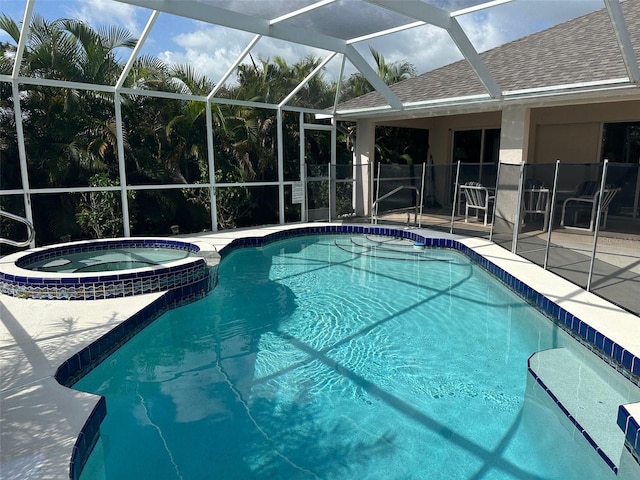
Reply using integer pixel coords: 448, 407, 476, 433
379, 112, 502, 206
494, 106, 531, 233
357, 99, 640, 218
354, 119, 376, 217
380, 100, 640, 167
533, 123, 601, 164
382, 111, 502, 166
529, 100, 640, 164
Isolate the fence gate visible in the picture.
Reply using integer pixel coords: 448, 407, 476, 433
301, 122, 334, 222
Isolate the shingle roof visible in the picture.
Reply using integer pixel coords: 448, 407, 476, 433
337, 1, 640, 112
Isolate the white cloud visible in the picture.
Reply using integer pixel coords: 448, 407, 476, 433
366, 0, 605, 76
158, 48, 226, 84
158, 25, 338, 85
458, 0, 605, 51
158, 26, 256, 84
128, 0, 608, 85
67, 0, 142, 36
458, 16, 506, 54
0, 0, 614, 92
251, 37, 332, 69
352, 24, 463, 78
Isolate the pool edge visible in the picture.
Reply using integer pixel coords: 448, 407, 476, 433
5, 224, 639, 480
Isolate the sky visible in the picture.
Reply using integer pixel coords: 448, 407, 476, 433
0, 0, 607, 86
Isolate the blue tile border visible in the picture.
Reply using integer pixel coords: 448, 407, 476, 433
68, 397, 106, 480
1, 239, 208, 300
618, 405, 640, 467
62, 225, 640, 478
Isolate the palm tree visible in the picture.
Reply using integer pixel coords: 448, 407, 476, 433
341, 47, 416, 100
0, 14, 344, 234
340, 48, 423, 167
0, 14, 138, 241
1, 14, 138, 183
232, 55, 336, 179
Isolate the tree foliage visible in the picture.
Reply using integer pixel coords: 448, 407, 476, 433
341, 47, 416, 99
0, 15, 417, 243
76, 173, 135, 238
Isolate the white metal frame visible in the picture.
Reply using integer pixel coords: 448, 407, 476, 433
1, 1, 346, 240
302, 122, 336, 222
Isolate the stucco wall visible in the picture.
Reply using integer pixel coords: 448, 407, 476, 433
529, 100, 640, 164
381, 100, 640, 168
365, 100, 640, 210
534, 123, 602, 164
381, 111, 502, 166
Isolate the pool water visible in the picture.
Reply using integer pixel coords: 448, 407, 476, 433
75, 235, 616, 479
25, 247, 192, 272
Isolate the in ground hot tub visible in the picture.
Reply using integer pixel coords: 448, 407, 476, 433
0, 238, 216, 300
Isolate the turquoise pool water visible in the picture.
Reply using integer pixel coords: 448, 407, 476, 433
75, 235, 615, 479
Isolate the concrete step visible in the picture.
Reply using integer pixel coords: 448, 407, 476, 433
528, 347, 640, 471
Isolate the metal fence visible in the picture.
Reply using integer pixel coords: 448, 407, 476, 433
305, 163, 368, 222
444, 160, 640, 308
370, 159, 639, 312
371, 163, 425, 226
512, 160, 639, 312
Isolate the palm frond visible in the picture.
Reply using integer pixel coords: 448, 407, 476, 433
169, 63, 213, 96
60, 18, 99, 52
98, 24, 137, 50
0, 14, 21, 44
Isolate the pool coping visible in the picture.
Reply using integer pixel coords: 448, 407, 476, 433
2, 223, 640, 479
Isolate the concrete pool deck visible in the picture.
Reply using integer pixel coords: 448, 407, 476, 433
2, 223, 640, 479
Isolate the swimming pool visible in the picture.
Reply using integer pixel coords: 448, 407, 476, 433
72, 233, 638, 479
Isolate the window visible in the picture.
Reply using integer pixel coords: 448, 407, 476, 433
452, 128, 500, 186
601, 122, 640, 218
601, 122, 640, 164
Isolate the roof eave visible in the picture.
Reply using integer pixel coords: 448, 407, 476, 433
334, 79, 640, 121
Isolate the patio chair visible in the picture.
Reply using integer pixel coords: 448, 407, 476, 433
522, 184, 551, 231
460, 181, 494, 226
560, 186, 621, 231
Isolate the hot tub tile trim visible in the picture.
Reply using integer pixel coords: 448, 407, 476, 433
0, 239, 206, 300
0, 257, 209, 301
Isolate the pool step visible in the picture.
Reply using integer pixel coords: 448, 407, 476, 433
528, 347, 640, 471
